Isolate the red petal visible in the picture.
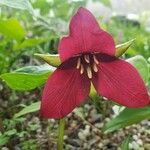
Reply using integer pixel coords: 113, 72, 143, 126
59, 7, 115, 62
41, 63, 90, 119
92, 59, 150, 107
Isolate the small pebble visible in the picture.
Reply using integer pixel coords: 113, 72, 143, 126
1, 148, 9, 150
137, 139, 143, 145
83, 129, 90, 137
78, 132, 86, 140
98, 142, 104, 148
133, 135, 138, 140
131, 141, 140, 149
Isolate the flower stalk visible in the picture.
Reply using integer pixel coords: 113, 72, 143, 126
57, 118, 65, 150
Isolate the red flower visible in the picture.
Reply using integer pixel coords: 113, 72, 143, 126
41, 7, 150, 119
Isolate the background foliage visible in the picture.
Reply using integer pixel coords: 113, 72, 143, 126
0, 0, 149, 149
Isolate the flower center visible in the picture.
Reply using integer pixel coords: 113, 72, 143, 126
76, 53, 99, 79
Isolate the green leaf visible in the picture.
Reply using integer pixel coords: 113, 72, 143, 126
103, 107, 150, 133
0, 64, 54, 90
0, 135, 9, 146
5, 129, 17, 136
127, 55, 149, 85
34, 53, 61, 67
74, 107, 85, 120
14, 101, 86, 120
100, 0, 111, 7
121, 136, 131, 150
115, 39, 135, 57
14, 102, 40, 118
0, 18, 25, 41
0, 0, 34, 15
13, 38, 49, 50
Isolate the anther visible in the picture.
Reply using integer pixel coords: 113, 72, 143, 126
93, 63, 98, 72
80, 64, 84, 74
84, 55, 90, 63
76, 58, 81, 69
93, 55, 99, 64
86, 66, 92, 79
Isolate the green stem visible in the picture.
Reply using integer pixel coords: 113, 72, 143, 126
57, 118, 65, 150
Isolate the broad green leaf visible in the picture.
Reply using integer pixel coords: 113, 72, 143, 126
14, 64, 54, 74
115, 39, 135, 57
0, 0, 34, 15
103, 107, 150, 133
127, 55, 149, 85
34, 53, 61, 67
121, 136, 130, 150
13, 38, 49, 50
0, 135, 9, 146
14, 102, 40, 118
0, 64, 55, 90
0, 18, 25, 41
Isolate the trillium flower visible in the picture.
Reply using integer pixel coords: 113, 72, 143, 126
41, 7, 149, 119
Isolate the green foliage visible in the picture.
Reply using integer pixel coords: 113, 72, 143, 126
121, 136, 131, 150
0, 117, 26, 146
98, 0, 111, 7
14, 102, 40, 118
0, 0, 34, 15
0, 18, 25, 41
0, 134, 9, 146
103, 107, 150, 133
0, 64, 54, 90
13, 101, 85, 124
13, 37, 49, 50
0, 16, 51, 74
22, 139, 37, 150
0, 0, 150, 149
107, 19, 150, 58
127, 55, 149, 85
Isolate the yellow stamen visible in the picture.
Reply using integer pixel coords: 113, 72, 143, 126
93, 55, 99, 64
80, 65, 84, 74
84, 55, 90, 63
93, 63, 98, 72
76, 58, 81, 69
86, 66, 92, 79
